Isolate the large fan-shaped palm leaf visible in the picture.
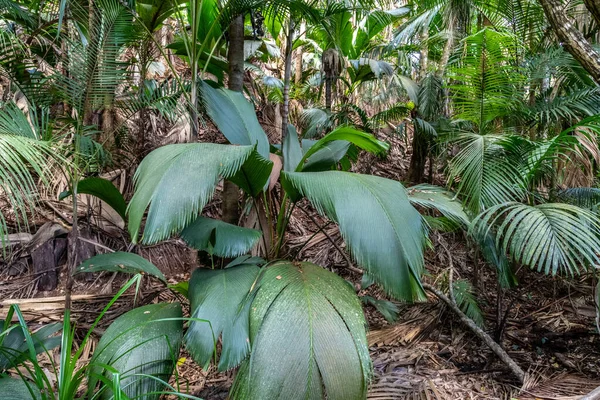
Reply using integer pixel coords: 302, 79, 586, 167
127, 143, 270, 244
87, 302, 183, 400
283, 171, 426, 301
230, 261, 371, 400
471, 202, 600, 275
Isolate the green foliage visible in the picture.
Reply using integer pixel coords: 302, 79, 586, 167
59, 177, 127, 220
230, 261, 371, 400
407, 184, 470, 227
75, 252, 167, 283
556, 187, 600, 210
0, 319, 61, 372
0, 134, 56, 245
88, 303, 183, 400
0, 375, 42, 399
361, 296, 399, 323
127, 143, 266, 244
185, 263, 260, 371
472, 202, 600, 275
284, 171, 426, 301
181, 217, 262, 258
201, 81, 270, 158
298, 127, 388, 171
452, 280, 484, 327
448, 29, 523, 131
447, 133, 524, 213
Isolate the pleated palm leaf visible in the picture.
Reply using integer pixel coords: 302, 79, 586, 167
447, 28, 524, 133
471, 202, 600, 275
127, 143, 271, 243
230, 261, 371, 400
446, 132, 525, 213
0, 104, 60, 248
56, 0, 140, 121
555, 187, 600, 210
283, 171, 427, 301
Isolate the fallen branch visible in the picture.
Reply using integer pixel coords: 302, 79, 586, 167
422, 283, 526, 384
580, 386, 600, 400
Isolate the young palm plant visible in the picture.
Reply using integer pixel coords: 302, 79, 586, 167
109, 79, 430, 398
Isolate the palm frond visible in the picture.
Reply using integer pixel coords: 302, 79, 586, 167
0, 135, 55, 244
407, 184, 470, 227
87, 303, 183, 400
471, 202, 600, 275
447, 132, 525, 213
452, 279, 484, 327
127, 144, 265, 244
555, 187, 600, 210
185, 263, 261, 371
448, 28, 523, 132
283, 171, 427, 301
230, 261, 371, 400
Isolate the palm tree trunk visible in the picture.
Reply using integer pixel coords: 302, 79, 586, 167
437, 32, 453, 78
584, 0, 600, 25
539, 0, 600, 84
221, 14, 245, 225
281, 19, 294, 141
228, 14, 245, 92
419, 30, 429, 80
295, 21, 305, 84
410, 35, 430, 183
325, 77, 332, 111
408, 122, 427, 184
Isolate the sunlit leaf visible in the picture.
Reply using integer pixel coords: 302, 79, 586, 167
127, 143, 255, 244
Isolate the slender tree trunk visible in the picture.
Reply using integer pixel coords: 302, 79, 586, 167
528, 82, 537, 140
228, 14, 245, 92
221, 14, 245, 225
295, 21, 305, 84
438, 32, 453, 78
83, 0, 97, 127
281, 19, 294, 141
325, 78, 332, 111
408, 121, 427, 183
138, 38, 150, 156
584, 0, 600, 25
409, 35, 430, 183
419, 30, 429, 80
539, 0, 600, 84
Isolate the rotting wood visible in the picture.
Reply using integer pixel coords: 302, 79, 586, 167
31, 240, 58, 291
422, 282, 526, 384
0, 293, 135, 321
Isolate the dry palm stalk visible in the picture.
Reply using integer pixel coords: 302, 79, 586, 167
422, 283, 526, 384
